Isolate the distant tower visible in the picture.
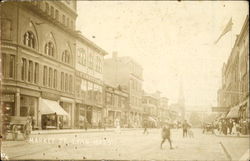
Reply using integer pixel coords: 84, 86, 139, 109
178, 75, 185, 120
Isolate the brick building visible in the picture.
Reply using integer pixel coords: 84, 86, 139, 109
104, 53, 143, 127
216, 15, 249, 121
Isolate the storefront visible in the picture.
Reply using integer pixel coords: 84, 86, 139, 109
75, 103, 87, 129
92, 107, 102, 128
2, 94, 15, 117
59, 102, 73, 128
39, 98, 68, 129
20, 95, 38, 128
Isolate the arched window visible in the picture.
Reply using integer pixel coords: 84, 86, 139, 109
23, 31, 36, 49
44, 42, 54, 57
62, 50, 70, 64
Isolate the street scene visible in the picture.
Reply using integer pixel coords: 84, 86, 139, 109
0, 0, 249, 161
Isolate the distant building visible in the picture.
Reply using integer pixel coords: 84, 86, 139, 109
104, 52, 143, 127
104, 84, 129, 127
142, 91, 170, 123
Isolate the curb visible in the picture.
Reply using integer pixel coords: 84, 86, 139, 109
31, 128, 142, 135
214, 133, 249, 138
220, 141, 232, 161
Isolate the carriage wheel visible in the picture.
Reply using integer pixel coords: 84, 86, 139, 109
12, 125, 18, 141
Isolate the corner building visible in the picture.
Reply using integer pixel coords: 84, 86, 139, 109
1, 1, 77, 129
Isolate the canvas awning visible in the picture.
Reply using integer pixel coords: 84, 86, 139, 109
226, 105, 240, 118
40, 99, 69, 116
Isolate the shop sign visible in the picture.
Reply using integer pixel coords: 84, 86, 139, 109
41, 92, 59, 101
212, 107, 229, 112
2, 94, 15, 102
3, 86, 16, 92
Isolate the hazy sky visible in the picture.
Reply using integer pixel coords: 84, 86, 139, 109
76, 1, 248, 110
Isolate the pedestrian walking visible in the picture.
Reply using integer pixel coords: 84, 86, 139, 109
160, 123, 173, 150
84, 119, 88, 131
222, 119, 227, 135
115, 118, 121, 133
143, 119, 149, 135
182, 120, 189, 138
228, 119, 233, 135
232, 121, 237, 135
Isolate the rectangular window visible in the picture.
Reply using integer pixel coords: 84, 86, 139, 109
69, 75, 72, 92
70, 20, 73, 29
50, 6, 54, 18
45, 2, 49, 14
67, 18, 69, 27
28, 60, 33, 82
53, 69, 57, 88
2, 53, 6, 77
61, 72, 64, 91
21, 58, 27, 81
55, 9, 59, 21
48, 68, 52, 87
83, 53, 86, 66
9, 55, 15, 78
65, 74, 68, 92
34, 63, 39, 84
43, 66, 47, 86
62, 15, 65, 25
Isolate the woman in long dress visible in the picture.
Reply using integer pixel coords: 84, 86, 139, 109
232, 121, 237, 135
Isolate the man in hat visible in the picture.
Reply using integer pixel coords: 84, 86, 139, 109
160, 122, 173, 149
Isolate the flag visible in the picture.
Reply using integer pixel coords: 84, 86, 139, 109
214, 17, 233, 44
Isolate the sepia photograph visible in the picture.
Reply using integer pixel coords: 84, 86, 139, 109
0, 0, 249, 160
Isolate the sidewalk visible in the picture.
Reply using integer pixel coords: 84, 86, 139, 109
219, 137, 249, 161
31, 127, 141, 135
214, 130, 249, 138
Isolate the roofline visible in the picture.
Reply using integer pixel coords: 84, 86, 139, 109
75, 32, 109, 56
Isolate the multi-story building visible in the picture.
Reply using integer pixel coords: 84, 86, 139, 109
104, 84, 129, 127
104, 52, 143, 127
159, 97, 169, 122
74, 32, 108, 128
142, 91, 160, 119
216, 15, 249, 121
1, 1, 77, 129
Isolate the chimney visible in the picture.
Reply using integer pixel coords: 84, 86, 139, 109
112, 51, 118, 60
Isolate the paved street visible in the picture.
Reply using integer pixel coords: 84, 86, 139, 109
2, 128, 247, 160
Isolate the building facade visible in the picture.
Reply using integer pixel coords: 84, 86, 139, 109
216, 15, 249, 121
1, 1, 77, 129
104, 84, 129, 127
74, 32, 108, 128
104, 53, 143, 127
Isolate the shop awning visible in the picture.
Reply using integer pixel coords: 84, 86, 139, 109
226, 105, 240, 118
40, 99, 69, 116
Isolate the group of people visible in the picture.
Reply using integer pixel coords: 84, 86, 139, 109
214, 118, 250, 135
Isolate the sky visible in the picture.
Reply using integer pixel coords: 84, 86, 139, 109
76, 1, 248, 111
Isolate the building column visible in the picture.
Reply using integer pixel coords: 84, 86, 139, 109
38, 97, 42, 129
15, 89, 20, 116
